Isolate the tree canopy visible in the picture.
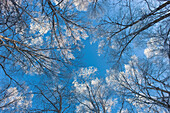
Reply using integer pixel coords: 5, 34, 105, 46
0, 0, 169, 112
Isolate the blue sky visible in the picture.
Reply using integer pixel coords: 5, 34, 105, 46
0, 0, 169, 112
81, 38, 110, 77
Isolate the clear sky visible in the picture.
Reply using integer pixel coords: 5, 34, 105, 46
81, 38, 110, 77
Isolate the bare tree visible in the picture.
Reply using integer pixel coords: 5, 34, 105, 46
93, 0, 169, 64
29, 76, 75, 113
0, 0, 93, 111
88, 1, 170, 111
1, 0, 169, 112
0, 77, 33, 113
73, 67, 118, 113
106, 55, 170, 112
0, 0, 91, 82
